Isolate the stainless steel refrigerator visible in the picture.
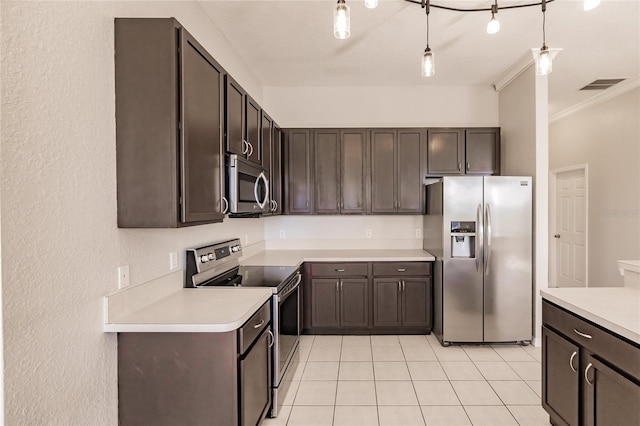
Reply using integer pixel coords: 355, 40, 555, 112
423, 176, 532, 345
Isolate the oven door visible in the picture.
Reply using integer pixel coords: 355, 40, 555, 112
228, 154, 269, 215
274, 273, 301, 385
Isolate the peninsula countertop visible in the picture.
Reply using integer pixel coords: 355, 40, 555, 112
240, 249, 436, 267
540, 287, 640, 345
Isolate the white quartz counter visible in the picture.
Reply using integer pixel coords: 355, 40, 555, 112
241, 249, 435, 267
541, 287, 640, 344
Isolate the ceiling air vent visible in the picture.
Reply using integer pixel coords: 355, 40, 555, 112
580, 78, 626, 91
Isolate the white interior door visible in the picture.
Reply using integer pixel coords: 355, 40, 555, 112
553, 167, 588, 287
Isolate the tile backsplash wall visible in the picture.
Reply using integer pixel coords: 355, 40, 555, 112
264, 215, 424, 250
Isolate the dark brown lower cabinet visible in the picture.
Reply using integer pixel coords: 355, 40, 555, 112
542, 300, 640, 426
310, 278, 369, 329
373, 278, 431, 329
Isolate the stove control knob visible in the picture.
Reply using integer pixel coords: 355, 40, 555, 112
208, 253, 215, 260
231, 245, 240, 253
200, 255, 209, 263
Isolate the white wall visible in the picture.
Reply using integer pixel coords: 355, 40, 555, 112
264, 85, 499, 128
549, 88, 640, 286
0, 2, 264, 424
498, 66, 549, 343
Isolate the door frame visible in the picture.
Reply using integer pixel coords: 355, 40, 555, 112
549, 164, 589, 288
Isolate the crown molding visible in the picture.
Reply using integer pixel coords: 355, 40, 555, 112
492, 48, 563, 92
549, 77, 640, 123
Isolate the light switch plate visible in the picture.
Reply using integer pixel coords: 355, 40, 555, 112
118, 265, 130, 289
169, 252, 179, 271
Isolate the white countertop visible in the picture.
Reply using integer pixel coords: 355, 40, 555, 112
241, 249, 435, 267
104, 287, 273, 333
541, 287, 640, 344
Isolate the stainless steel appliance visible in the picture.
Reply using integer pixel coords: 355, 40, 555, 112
424, 176, 532, 345
185, 238, 301, 418
227, 154, 269, 217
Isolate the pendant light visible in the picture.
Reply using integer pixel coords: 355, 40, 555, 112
486, 1, 500, 34
421, 0, 435, 77
583, 0, 600, 11
535, 0, 552, 75
364, 0, 378, 9
334, 0, 351, 39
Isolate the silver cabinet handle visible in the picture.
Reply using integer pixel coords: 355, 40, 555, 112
402, 280, 405, 291
222, 196, 229, 214
340, 281, 343, 292
584, 363, 593, 385
458, 162, 461, 171
274, 200, 278, 212
247, 141, 254, 158
242, 140, 249, 155
336, 281, 339, 292
569, 351, 578, 373
267, 330, 274, 348
574, 329, 592, 339
335, 268, 346, 272
253, 319, 265, 329
398, 281, 401, 292
466, 162, 470, 172
396, 268, 407, 272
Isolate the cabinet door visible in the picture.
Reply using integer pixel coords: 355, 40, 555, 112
542, 326, 580, 426
584, 355, 640, 426
225, 75, 245, 156
311, 279, 340, 328
397, 129, 424, 213
401, 278, 431, 327
180, 29, 225, 224
239, 329, 272, 426
261, 111, 272, 172
370, 130, 397, 213
286, 129, 313, 214
341, 129, 368, 214
373, 278, 402, 327
245, 95, 261, 165
314, 129, 340, 214
465, 128, 500, 175
427, 129, 464, 175
340, 279, 369, 328
271, 126, 283, 215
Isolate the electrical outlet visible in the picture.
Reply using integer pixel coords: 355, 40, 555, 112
118, 265, 130, 289
415, 228, 422, 238
169, 252, 179, 271
365, 229, 372, 238
279, 229, 286, 239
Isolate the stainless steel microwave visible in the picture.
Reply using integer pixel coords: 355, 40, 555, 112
227, 154, 269, 216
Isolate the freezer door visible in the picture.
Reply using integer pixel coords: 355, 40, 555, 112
483, 176, 533, 342
442, 177, 484, 343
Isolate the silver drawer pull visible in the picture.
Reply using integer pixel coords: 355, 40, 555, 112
253, 319, 265, 329
573, 328, 592, 339
267, 330, 274, 348
335, 268, 346, 272
396, 268, 407, 272
569, 351, 577, 373
584, 363, 593, 385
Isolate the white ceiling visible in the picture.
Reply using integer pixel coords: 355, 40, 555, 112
199, 0, 640, 117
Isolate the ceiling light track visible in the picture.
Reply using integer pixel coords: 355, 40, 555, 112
409, 0, 557, 13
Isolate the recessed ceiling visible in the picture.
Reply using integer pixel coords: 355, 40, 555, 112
199, 0, 640, 117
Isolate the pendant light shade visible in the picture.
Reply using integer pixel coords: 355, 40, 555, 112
486, 2, 500, 34
583, 0, 600, 11
334, 0, 351, 39
536, 46, 552, 75
364, 0, 378, 9
422, 47, 435, 77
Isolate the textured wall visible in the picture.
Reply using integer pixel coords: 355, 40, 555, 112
0, 2, 263, 424
550, 88, 640, 286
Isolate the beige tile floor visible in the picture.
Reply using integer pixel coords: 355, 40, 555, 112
262, 334, 551, 426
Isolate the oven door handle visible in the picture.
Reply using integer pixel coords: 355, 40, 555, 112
278, 273, 301, 302
254, 171, 269, 210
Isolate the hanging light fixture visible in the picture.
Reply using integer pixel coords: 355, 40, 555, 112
486, 0, 500, 34
421, 0, 435, 77
535, 0, 552, 75
583, 0, 600, 11
364, 0, 379, 9
334, 0, 351, 39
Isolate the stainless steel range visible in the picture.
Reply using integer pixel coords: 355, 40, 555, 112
185, 238, 301, 418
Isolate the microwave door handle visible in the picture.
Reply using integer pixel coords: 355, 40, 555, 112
254, 171, 269, 210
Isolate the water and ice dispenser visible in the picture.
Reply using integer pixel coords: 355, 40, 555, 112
450, 221, 476, 258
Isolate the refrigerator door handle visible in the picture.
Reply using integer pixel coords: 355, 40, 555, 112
476, 203, 483, 272
485, 203, 493, 276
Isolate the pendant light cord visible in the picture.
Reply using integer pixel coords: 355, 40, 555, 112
425, 0, 430, 49
542, 0, 547, 48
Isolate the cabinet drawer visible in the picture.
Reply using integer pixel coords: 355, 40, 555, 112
238, 301, 271, 355
311, 262, 368, 277
373, 262, 431, 277
543, 300, 640, 379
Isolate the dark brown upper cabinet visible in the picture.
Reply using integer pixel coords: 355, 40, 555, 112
224, 76, 261, 165
115, 18, 225, 228
270, 125, 283, 215
314, 129, 368, 214
370, 129, 424, 214
285, 129, 313, 214
426, 128, 500, 176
